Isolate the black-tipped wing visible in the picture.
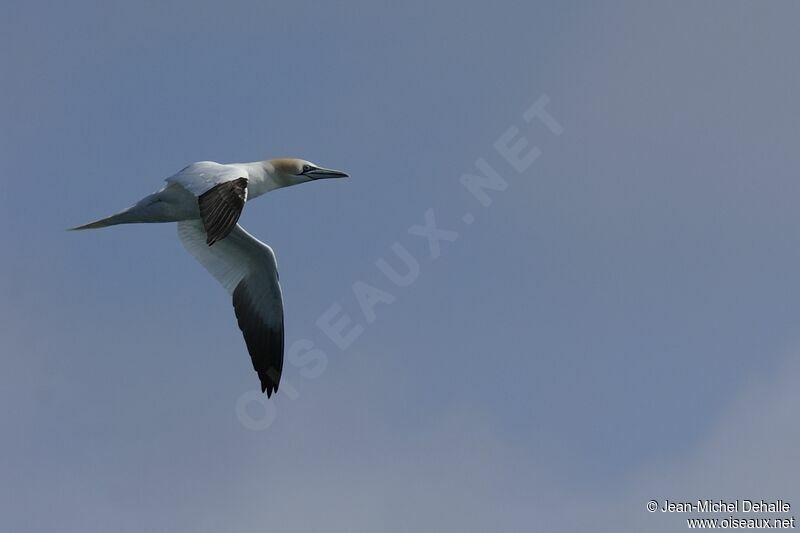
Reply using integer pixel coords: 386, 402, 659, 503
177, 220, 284, 396
198, 177, 248, 245
233, 279, 283, 395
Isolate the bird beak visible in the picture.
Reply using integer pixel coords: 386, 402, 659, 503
304, 166, 349, 179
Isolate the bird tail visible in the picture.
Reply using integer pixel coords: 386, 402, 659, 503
68, 209, 135, 231
69, 186, 188, 231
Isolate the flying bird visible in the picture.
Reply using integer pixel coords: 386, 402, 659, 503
71, 158, 349, 396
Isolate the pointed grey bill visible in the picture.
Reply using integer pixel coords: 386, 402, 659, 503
198, 177, 248, 245
303, 167, 349, 180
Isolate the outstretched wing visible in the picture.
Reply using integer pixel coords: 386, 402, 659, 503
178, 220, 284, 396
167, 161, 248, 245
198, 177, 248, 245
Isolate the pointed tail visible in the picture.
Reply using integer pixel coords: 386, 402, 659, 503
68, 209, 134, 231
69, 187, 183, 231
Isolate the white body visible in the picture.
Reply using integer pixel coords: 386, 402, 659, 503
105, 160, 293, 226
72, 157, 348, 396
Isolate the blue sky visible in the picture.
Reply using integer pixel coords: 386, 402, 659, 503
2, 1, 799, 531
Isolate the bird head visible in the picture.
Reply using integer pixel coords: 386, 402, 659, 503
266, 158, 349, 187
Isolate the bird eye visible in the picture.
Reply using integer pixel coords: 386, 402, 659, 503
302, 164, 312, 173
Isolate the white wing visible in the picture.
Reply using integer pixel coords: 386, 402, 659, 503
178, 220, 284, 396
166, 161, 244, 196
168, 161, 249, 245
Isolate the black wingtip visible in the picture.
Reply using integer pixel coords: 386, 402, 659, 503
233, 280, 284, 400
259, 370, 280, 397
262, 384, 275, 397
261, 378, 279, 397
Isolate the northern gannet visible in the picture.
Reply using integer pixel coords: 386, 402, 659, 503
72, 158, 349, 396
